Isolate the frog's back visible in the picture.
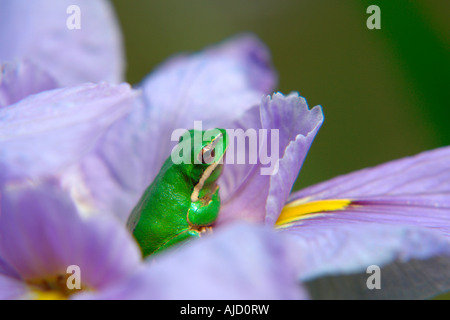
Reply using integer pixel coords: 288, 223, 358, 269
127, 159, 193, 256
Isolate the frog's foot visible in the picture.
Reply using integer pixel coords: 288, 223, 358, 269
190, 225, 213, 235
187, 187, 220, 227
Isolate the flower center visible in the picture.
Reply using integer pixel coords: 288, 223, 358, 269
27, 274, 85, 300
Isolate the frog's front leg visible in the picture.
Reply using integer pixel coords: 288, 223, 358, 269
187, 187, 221, 227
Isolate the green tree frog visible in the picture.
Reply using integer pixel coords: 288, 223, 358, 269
127, 129, 229, 257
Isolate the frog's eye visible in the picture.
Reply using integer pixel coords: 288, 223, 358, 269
198, 146, 215, 164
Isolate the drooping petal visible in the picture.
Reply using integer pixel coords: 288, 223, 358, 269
76, 223, 308, 300
0, 180, 142, 291
0, 82, 137, 185
0, 60, 58, 108
277, 146, 450, 237
0, 0, 124, 86
218, 92, 323, 224
282, 224, 450, 299
64, 34, 277, 222
276, 146, 450, 299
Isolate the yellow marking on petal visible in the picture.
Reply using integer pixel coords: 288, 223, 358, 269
33, 290, 67, 300
275, 199, 352, 227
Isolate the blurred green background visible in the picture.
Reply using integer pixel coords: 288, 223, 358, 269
111, 0, 449, 192
111, 0, 448, 299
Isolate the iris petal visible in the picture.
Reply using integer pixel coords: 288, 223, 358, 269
0, 82, 137, 186
0, 274, 26, 300
283, 224, 450, 299
280, 146, 450, 236
218, 92, 323, 224
76, 223, 308, 300
278, 146, 450, 299
0, 60, 58, 108
0, 180, 142, 293
0, 0, 124, 85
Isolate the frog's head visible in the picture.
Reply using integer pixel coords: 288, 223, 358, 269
175, 128, 229, 187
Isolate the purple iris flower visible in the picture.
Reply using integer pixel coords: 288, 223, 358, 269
0, 0, 449, 300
